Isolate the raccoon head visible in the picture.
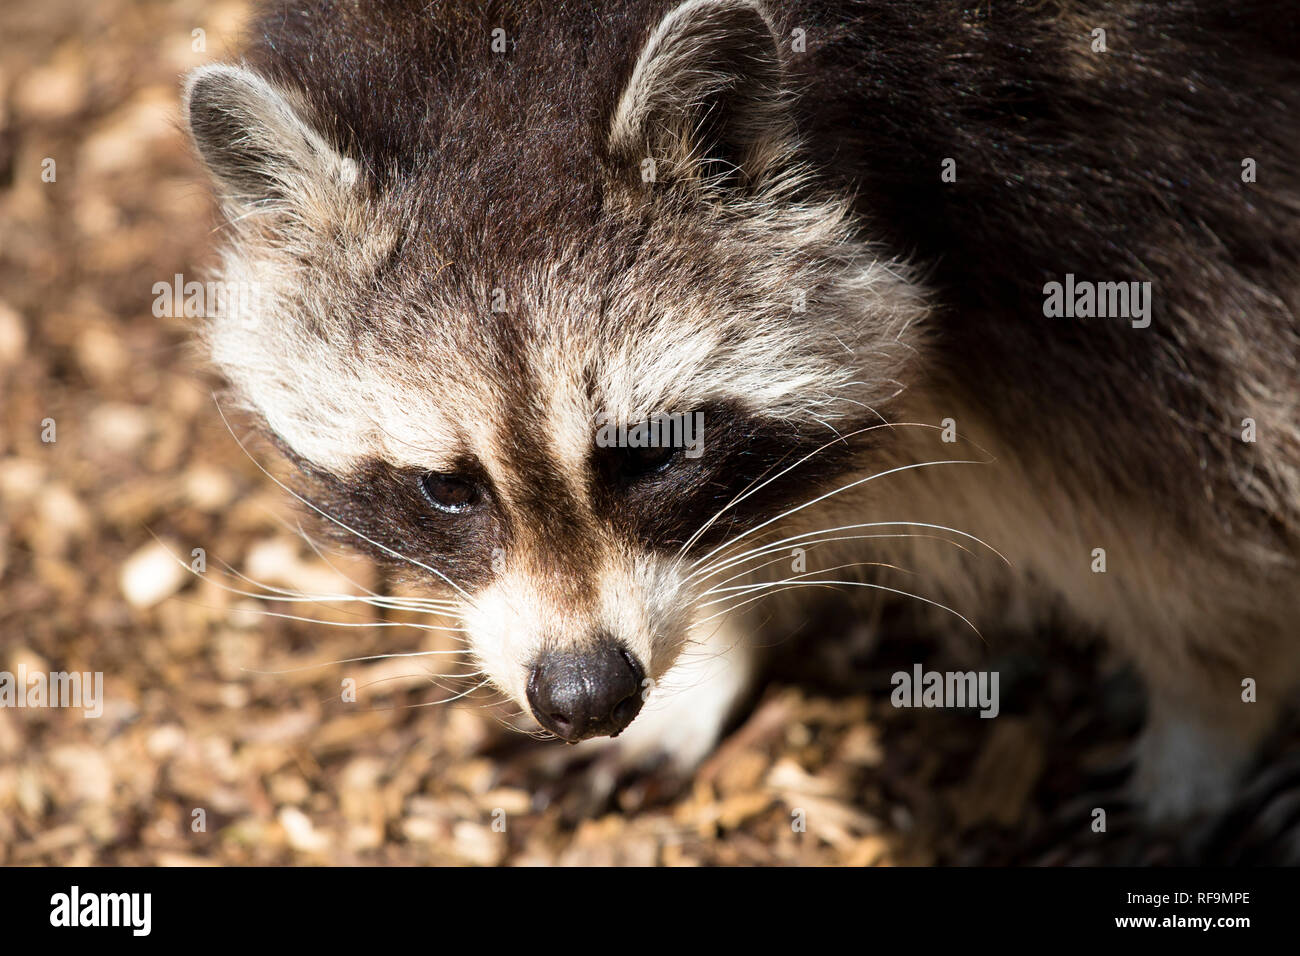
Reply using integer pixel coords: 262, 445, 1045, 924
183, 0, 926, 741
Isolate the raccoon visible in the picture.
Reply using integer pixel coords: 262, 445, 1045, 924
182, 0, 1300, 820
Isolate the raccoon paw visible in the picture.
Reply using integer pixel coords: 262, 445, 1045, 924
1131, 716, 1245, 823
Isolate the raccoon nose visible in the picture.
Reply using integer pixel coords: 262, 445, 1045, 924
526, 641, 645, 742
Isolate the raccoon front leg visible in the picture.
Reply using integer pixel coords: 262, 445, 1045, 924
1132, 648, 1292, 822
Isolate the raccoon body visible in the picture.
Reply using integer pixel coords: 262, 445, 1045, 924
184, 0, 1300, 819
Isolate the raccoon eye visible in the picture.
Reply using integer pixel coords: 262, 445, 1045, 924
620, 444, 677, 478
420, 472, 481, 513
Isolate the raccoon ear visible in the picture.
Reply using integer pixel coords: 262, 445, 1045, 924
609, 0, 792, 189
183, 64, 358, 219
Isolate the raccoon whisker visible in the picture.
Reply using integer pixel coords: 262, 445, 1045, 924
681, 455, 927, 575
158, 512, 462, 617
671, 424, 908, 562
245, 648, 472, 676
675, 421, 890, 560
226, 589, 464, 624
513, 724, 556, 741
416, 659, 484, 682
695, 532, 975, 585
426, 668, 486, 681
634, 590, 785, 702
473, 692, 519, 716
342, 669, 487, 701
402, 678, 492, 708
201, 556, 463, 617
682, 532, 969, 660
688, 456, 989, 573
683, 420, 1004, 569
289, 516, 401, 600
210, 555, 461, 614
691, 534, 899, 586
821, 385, 890, 425
811, 417, 846, 441
666, 605, 799, 693
688, 520, 1007, 583
691, 520, 1003, 580
696, 577, 984, 641
483, 706, 547, 737
214, 396, 475, 601
263, 507, 388, 597
220, 553, 462, 611
722, 572, 982, 639
283, 494, 467, 613
145, 530, 462, 620
354, 662, 485, 699
459, 690, 529, 723
695, 542, 914, 595
692, 582, 849, 628
213, 603, 469, 633
329, 678, 493, 712
692, 532, 973, 591
484, 704, 548, 738
677, 421, 957, 562
284, 516, 467, 614
698, 560, 915, 603
682, 525, 784, 581
693, 550, 813, 593
654, 607, 784, 697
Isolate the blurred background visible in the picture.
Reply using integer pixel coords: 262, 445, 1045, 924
1, 0, 1297, 866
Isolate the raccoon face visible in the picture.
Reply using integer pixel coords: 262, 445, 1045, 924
184, 0, 926, 740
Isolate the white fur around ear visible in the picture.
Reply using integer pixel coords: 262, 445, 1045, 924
609, 0, 792, 183
183, 63, 358, 219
